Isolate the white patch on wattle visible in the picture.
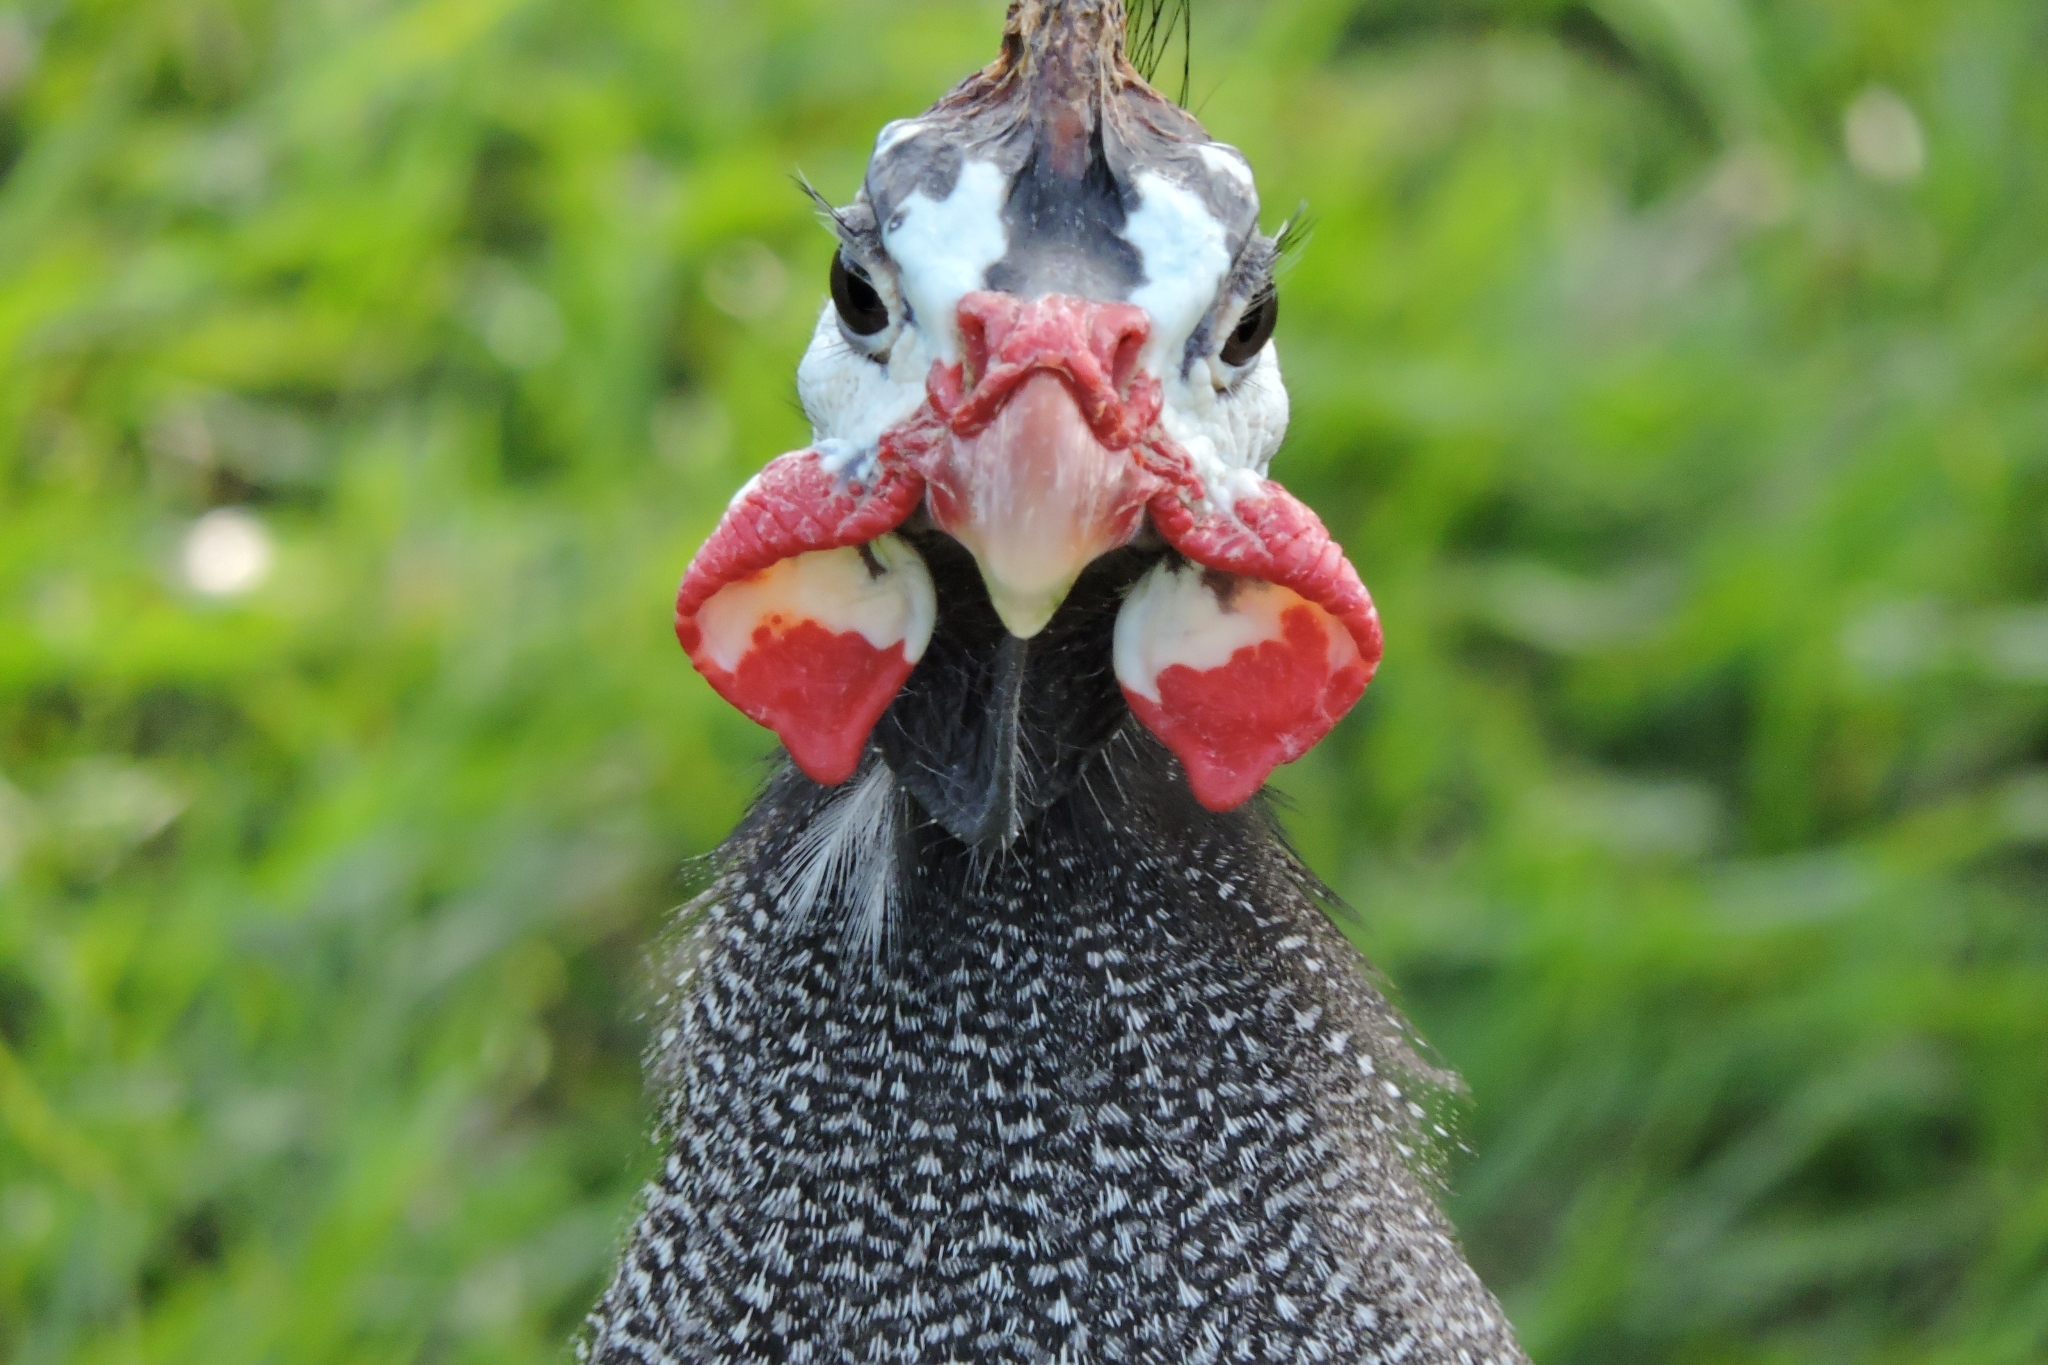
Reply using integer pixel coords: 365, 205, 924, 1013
881, 159, 1009, 362
813, 437, 878, 484
1122, 171, 1233, 376
1113, 559, 1356, 703
1211, 466, 1267, 513
694, 534, 936, 674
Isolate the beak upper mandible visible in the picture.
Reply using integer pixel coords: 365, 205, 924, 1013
924, 292, 1161, 638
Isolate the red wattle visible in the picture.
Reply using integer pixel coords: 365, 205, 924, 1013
674, 444, 929, 784
695, 620, 916, 786
1121, 477, 1383, 810
674, 448, 926, 646
1122, 606, 1370, 811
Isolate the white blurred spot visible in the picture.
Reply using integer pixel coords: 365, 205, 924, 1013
218, 1089, 305, 1156
1975, 605, 2048, 683
29, 575, 95, 648
0, 15, 37, 101
1473, 558, 1677, 654
51, 758, 187, 869
703, 240, 788, 321
476, 273, 565, 369
193, 131, 267, 210
182, 506, 273, 597
1844, 87, 1926, 184
1529, 773, 1724, 860
451, 1256, 525, 1331
0, 773, 34, 884
2000, 770, 2048, 842
1704, 145, 1792, 227
148, 403, 215, 468
652, 391, 734, 469
1, 1185, 56, 1246
1840, 598, 1944, 681
1715, 851, 1877, 930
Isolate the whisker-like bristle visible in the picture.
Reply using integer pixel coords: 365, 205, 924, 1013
1125, 0, 1192, 104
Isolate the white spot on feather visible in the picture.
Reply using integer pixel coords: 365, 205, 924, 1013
874, 118, 925, 155
780, 762, 901, 958
1197, 142, 1254, 189
1123, 171, 1232, 374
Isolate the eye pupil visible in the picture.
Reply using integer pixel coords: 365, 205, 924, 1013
831, 252, 891, 337
1219, 292, 1278, 366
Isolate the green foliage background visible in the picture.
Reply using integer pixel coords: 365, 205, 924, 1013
2, 0, 2045, 1360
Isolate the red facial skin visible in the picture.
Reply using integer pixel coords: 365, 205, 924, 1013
674, 292, 1382, 808
672, 424, 937, 636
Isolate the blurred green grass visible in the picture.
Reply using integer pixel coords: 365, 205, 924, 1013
2, 0, 2045, 1361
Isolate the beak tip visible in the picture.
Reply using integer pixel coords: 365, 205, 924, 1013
986, 582, 1067, 639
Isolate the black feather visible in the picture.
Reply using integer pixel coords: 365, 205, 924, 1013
872, 527, 1157, 848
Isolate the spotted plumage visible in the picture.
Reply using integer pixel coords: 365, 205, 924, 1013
587, 738, 1523, 1364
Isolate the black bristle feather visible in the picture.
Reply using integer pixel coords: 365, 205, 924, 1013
1125, 0, 1192, 105
873, 529, 1157, 846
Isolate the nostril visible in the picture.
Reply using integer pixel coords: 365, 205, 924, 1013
952, 293, 1150, 403
958, 317, 991, 387
954, 291, 1015, 388
1109, 327, 1145, 393
1088, 303, 1150, 394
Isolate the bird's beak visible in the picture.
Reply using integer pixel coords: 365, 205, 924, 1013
923, 292, 1159, 638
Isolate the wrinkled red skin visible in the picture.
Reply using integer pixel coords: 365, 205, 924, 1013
941, 293, 1161, 448
1143, 481, 1385, 687
1132, 483, 1383, 809
672, 423, 939, 639
670, 414, 941, 784
674, 292, 1382, 808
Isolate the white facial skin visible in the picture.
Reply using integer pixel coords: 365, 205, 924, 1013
795, 136, 1290, 508
694, 534, 936, 674
1113, 559, 1359, 703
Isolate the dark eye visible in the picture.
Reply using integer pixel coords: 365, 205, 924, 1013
830, 252, 891, 337
1219, 292, 1278, 366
